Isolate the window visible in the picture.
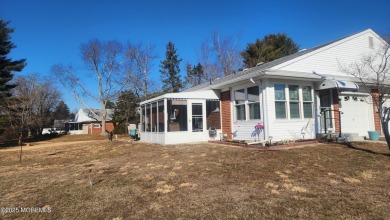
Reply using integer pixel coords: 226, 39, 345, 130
369, 36, 374, 49
248, 86, 260, 119
302, 86, 313, 118
274, 84, 286, 119
234, 86, 261, 121
167, 100, 188, 132
274, 84, 314, 119
289, 85, 300, 118
93, 123, 100, 128
158, 101, 165, 132
234, 89, 246, 120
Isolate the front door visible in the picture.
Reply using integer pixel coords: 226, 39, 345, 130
188, 100, 206, 133
319, 89, 333, 132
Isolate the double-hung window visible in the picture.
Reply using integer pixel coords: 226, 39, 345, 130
289, 85, 300, 118
234, 86, 261, 120
274, 84, 313, 119
234, 89, 246, 120
274, 84, 287, 119
302, 86, 313, 118
248, 86, 260, 119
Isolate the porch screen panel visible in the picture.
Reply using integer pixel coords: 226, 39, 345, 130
151, 103, 157, 132
235, 89, 246, 120
141, 105, 145, 132
146, 105, 151, 132
167, 100, 188, 132
274, 84, 286, 119
289, 85, 300, 118
248, 86, 260, 120
302, 86, 313, 118
158, 101, 165, 132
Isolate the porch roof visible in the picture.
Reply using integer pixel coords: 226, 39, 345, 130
316, 79, 359, 91
140, 90, 220, 105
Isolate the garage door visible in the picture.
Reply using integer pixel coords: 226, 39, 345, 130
339, 95, 372, 136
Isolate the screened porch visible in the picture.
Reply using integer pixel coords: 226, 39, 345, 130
139, 90, 221, 144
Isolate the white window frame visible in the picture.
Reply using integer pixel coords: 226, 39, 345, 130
289, 85, 301, 119
302, 86, 314, 118
234, 88, 246, 121
234, 86, 261, 121
275, 84, 287, 119
274, 83, 314, 120
93, 123, 101, 128
247, 86, 261, 120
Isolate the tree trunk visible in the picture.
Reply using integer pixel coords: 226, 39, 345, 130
101, 103, 107, 135
382, 109, 390, 150
18, 131, 23, 162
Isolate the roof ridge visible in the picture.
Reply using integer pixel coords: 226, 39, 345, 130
185, 29, 374, 92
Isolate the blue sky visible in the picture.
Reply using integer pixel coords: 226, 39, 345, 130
2, 0, 390, 111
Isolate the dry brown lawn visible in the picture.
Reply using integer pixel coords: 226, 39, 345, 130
1, 135, 390, 219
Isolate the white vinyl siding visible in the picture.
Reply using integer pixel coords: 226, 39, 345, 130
271, 31, 382, 77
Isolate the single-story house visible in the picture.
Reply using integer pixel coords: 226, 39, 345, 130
139, 29, 389, 144
65, 108, 114, 135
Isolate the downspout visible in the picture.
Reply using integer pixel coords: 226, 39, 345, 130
230, 87, 234, 140
314, 91, 319, 135
164, 99, 167, 144
263, 80, 270, 141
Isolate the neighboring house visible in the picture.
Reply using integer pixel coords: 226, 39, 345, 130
139, 29, 388, 144
65, 108, 114, 135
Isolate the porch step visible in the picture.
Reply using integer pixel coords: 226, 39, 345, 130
342, 133, 364, 141
316, 133, 364, 142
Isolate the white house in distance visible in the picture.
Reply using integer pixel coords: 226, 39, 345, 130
65, 108, 115, 135
139, 29, 388, 145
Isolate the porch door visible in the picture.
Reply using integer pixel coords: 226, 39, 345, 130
319, 89, 333, 132
188, 100, 206, 133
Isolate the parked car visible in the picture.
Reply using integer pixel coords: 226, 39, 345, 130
42, 128, 65, 135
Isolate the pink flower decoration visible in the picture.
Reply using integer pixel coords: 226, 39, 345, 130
255, 124, 264, 130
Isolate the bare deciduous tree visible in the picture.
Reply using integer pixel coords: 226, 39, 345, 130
197, 32, 243, 82
211, 32, 243, 77
125, 43, 156, 100
10, 75, 60, 135
5, 75, 60, 161
197, 41, 223, 81
53, 39, 130, 135
340, 38, 390, 149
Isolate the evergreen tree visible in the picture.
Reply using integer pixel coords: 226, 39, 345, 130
112, 90, 139, 133
53, 101, 70, 120
241, 33, 299, 68
185, 62, 204, 87
106, 100, 116, 109
160, 41, 183, 93
0, 19, 26, 100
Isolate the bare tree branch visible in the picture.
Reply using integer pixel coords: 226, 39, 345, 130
53, 39, 130, 135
